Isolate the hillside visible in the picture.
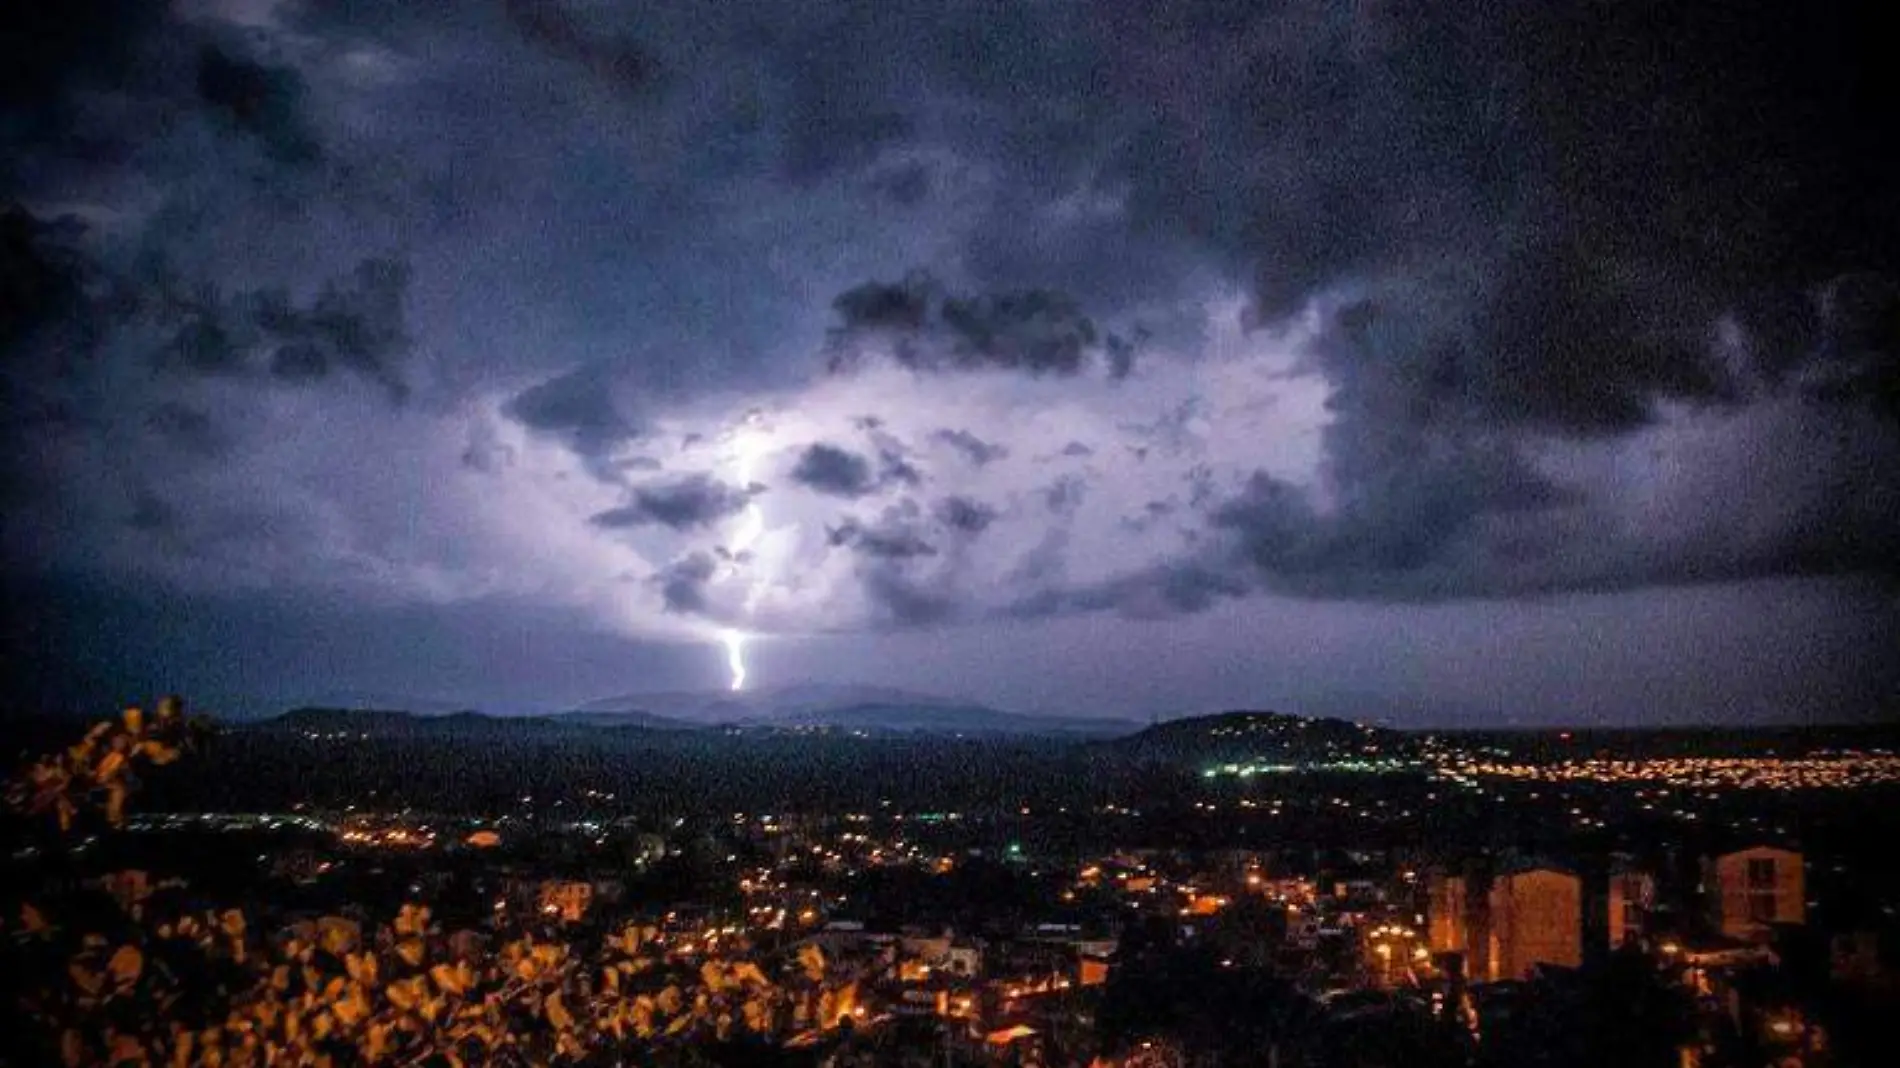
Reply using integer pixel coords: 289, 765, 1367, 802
569, 684, 1136, 736
251, 700, 1138, 739
767, 702, 1137, 737
1111, 710, 1416, 765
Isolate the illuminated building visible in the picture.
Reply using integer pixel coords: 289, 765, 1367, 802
1705, 846, 1804, 942
1428, 873, 1469, 956
1608, 867, 1656, 948
1486, 868, 1581, 981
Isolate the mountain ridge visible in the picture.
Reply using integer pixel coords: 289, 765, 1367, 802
252, 689, 1142, 738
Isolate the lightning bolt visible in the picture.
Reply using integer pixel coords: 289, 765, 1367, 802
716, 413, 769, 692
720, 628, 748, 692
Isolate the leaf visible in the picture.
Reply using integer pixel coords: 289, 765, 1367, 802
798, 943, 827, 981
334, 985, 371, 1025
431, 962, 471, 996
107, 1032, 144, 1065
394, 903, 430, 937
345, 951, 378, 986
546, 991, 573, 1031
387, 978, 418, 1012
108, 944, 144, 986
395, 938, 425, 967
70, 961, 104, 997
317, 916, 359, 956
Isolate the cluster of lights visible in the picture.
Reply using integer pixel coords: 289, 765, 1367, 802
1201, 758, 1413, 778
339, 824, 436, 848
123, 812, 331, 834
1448, 754, 1900, 790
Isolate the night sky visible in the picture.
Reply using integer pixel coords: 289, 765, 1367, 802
3, 1, 1896, 725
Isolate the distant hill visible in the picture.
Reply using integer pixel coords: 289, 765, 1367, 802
765, 702, 1137, 737
1111, 710, 1416, 764
571, 683, 967, 722
550, 710, 701, 731
286, 691, 479, 716
265, 707, 455, 734
570, 684, 1138, 737
255, 707, 674, 736
253, 696, 1139, 739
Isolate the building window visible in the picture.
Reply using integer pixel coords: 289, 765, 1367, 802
1748, 892, 1775, 922
1747, 858, 1776, 889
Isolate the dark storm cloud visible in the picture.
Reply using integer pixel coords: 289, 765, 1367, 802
590, 474, 757, 531
0, 208, 92, 352
0, 0, 165, 160
195, 45, 322, 164
876, 448, 921, 488
1067, 408, 1900, 613
866, 161, 931, 206
902, 0, 1900, 612
934, 496, 997, 535
144, 402, 228, 458
825, 274, 1135, 380
261, 259, 413, 398
652, 551, 716, 615
931, 428, 1008, 467
1042, 475, 1088, 517
125, 490, 177, 534
789, 443, 876, 498
827, 519, 937, 560
860, 567, 954, 626
505, 364, 642, 458
1800, 273, 1900, 419
502, 0, 665, 96
1091, 1, 1897, 439
782, 89, 912, 183
3, 0, 1896, 723
459, 422, 518, 474
138, 256, 416, 400
0, 200, 415, 402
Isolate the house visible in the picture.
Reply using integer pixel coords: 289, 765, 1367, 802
1486, 867, 1581, 981
1608, 866, 1656, 948
1704, 846, 1804, 942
